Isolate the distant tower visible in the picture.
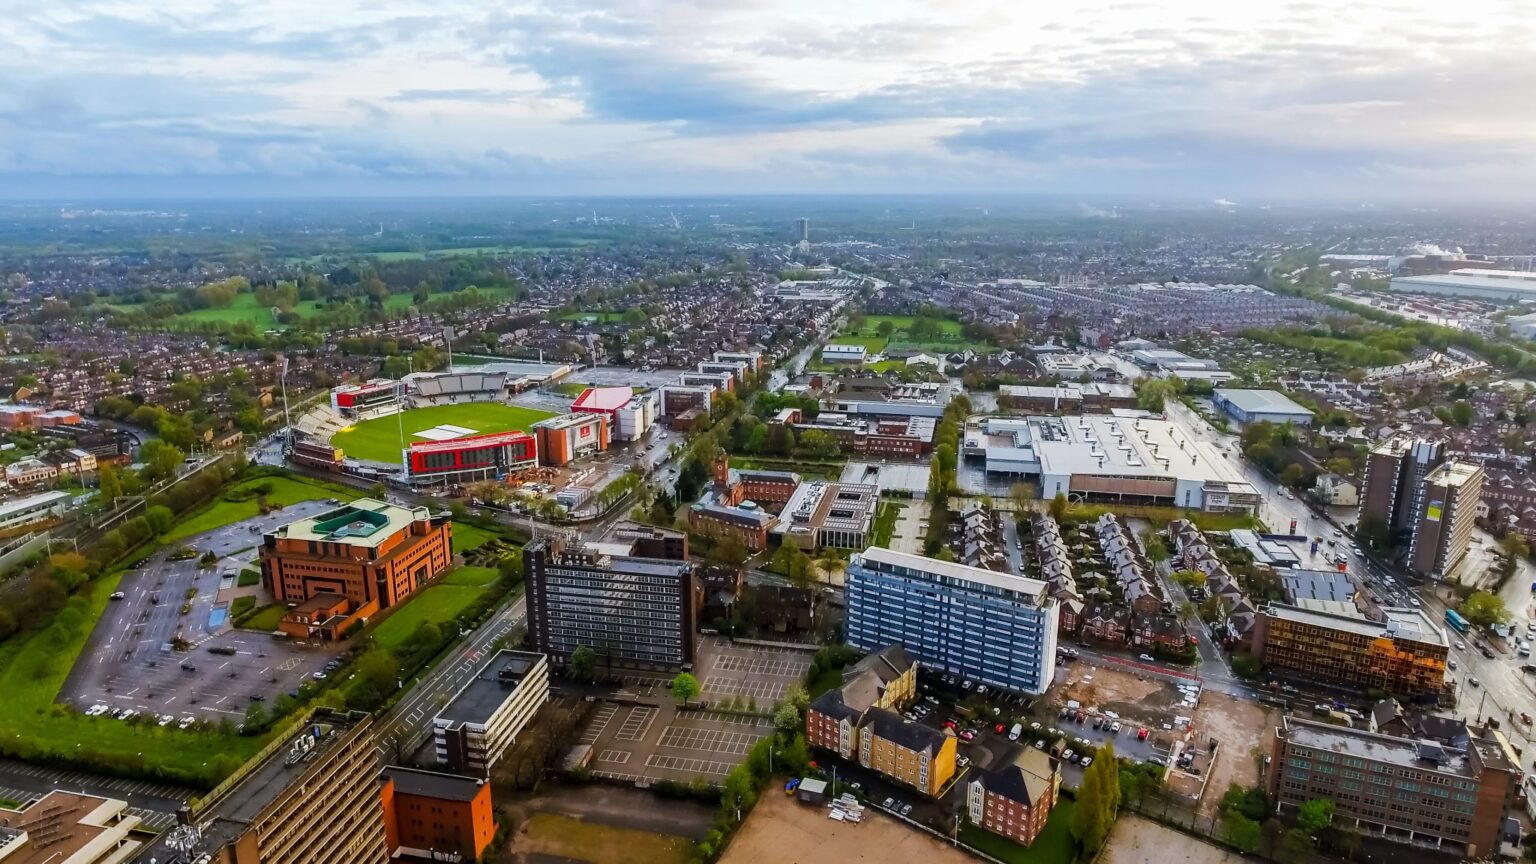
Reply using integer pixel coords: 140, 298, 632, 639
796, 217, 810, 243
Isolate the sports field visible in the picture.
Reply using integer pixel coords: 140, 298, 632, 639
330, 403, 557, 463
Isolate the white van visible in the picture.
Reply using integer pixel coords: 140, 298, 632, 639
1520, 642, 1531, 657
1008, 723, 1023, 742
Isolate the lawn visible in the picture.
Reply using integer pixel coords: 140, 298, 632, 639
440, 565, 500, 587
870, 502, 900, 548
162, 475, 355, 544
0, 572, 262, 786
823, 335, 889, 355
853, 315, 965, 337
239, 604, 286, 631
557, 310, 627, 322
515, 812, 692, 864
331, 403, 556, 464
370, 582, 486, 649
171, 294, 328, 327
959, 799, 1078, 864
552, 381, 590, 397
450, 521, 499, 555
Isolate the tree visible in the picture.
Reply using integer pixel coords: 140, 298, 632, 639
1072, 744, 1114, 854
1450, 400, 1475, 427
1141, 530, 1170, 564
1049, 491, 1068, 522
144, 504, 174, 536
1462, 590, 1508, 627
1297, 798, 1334, 834
772, 701, 801, 733
1278, 828, 1315, 861
97, 463, 123, 505
670, 672, 701, 704
567, 645, 596, 683
139, 439, 184, 483
1136, 379, 1176, 413
1226, 812, 1262, 853
876, 320, 895, 337
1171, 570, 1205, 592
1280, 462, 1306, 488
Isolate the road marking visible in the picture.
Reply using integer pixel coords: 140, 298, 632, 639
614, 706, 658, 742
645, 754, 734, 776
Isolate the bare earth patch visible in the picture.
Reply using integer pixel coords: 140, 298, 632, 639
1192, 693, 1278, 818
1100, 814, 1246, 864
721, 789, 975, 864
1059, 664, 1181, 718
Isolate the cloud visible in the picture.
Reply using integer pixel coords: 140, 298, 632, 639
0, 0, 1533, 199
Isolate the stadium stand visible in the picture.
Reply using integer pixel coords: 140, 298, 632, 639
407, 372, 509, 406
293, 405, 349, 440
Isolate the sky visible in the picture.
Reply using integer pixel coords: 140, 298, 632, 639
1, 0, 1534, 201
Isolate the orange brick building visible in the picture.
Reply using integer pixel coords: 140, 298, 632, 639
532, 412, 610, 466
259, 499, 452, 611
965, 748, 1060, 846
380, 767, 496, 863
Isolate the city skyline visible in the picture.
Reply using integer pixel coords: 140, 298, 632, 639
2, 1, 1533, 201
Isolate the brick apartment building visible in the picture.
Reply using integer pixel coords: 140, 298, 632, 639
966, 748, 1061, 846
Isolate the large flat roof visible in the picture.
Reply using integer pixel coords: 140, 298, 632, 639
855, 546, 1048, 599
1214, 388, 1315, 418
437, 650, 546, 726
270, 498, 426, 548
1283, 715, 1471, 775
572, 386, 634, 412
1265, 602, 1447, 647
1028, 414, 1250, 485
0, 490, 71, 518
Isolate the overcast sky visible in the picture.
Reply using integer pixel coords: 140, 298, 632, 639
2, 0, 1533, 201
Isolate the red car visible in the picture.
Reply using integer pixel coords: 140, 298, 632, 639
1137, 727, 1149, 741
944, 720, 956, 730
994, 723, 1006, 734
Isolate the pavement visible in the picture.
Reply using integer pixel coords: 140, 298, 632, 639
61, 501, 343, 722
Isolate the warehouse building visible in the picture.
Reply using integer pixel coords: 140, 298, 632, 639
433, 650, 550, 777
964, 414, 1261, 512
0, 489, 72, 533
1391, 268, 1536, 302
1211, 389, 1315, 427
571, 386, 656, 441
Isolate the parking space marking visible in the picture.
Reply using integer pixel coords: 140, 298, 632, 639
614, 706, 658, 742
689, 711, 774, 727
711, 655, 806, 677
579, 703, 618, 744
645, 754, 734, 776
596, 749, 632, 764
657, 725, 762, 756
701, 676, 786, 700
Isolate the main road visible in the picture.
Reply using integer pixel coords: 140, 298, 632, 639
374, 593, 528, 761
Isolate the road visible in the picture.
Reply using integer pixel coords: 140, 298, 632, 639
374, 593, 528, 761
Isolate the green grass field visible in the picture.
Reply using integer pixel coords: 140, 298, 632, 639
558, 310, 627, 322
853, 315, 965, 337
239, 604, 286, 631
162, 475, 356, 544
0, 572, 262, 785
370, 583, 485, 649
824, 335, 889, 355
171, 294, 328, 327
439, 565, 500, 587
330, 403, 556, 464
450, 522, 498, 555
959, 800, 1077, 864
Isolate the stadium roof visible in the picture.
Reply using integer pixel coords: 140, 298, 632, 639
572, 386, 634, 412
407, 429, 533, 454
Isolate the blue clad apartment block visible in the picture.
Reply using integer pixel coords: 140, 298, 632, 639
845, 547, 1058, 695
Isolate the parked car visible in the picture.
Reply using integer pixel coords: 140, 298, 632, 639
1081, 756, 1093, 768
1138, 654, 1155, 662
1137, 727, 1149, 741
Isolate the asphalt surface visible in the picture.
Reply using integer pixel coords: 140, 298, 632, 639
375, 593, 528, 762
62, 501, 343, 722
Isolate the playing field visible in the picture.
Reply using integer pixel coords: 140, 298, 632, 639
330, 403, 557, 463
